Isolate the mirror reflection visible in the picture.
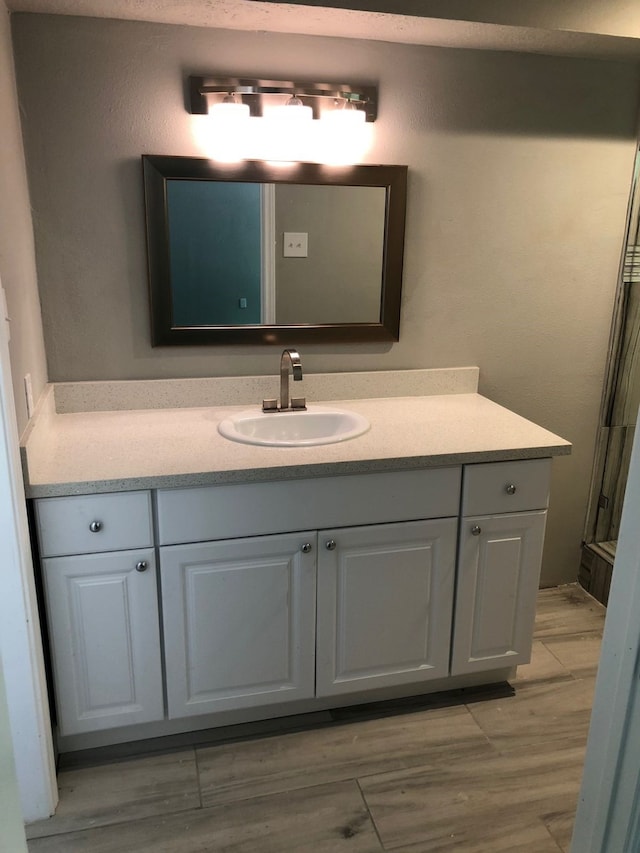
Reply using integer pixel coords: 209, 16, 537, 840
166, 181, 386, 327
143, 157, 408, 345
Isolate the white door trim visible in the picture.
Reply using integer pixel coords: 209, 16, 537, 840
0, 282, 56, 821
260, 183, 276, 324
571, 413, 640, 851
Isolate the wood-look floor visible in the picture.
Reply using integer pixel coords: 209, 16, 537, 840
26, 584, 606, 853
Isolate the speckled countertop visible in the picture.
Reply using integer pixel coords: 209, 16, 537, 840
21, 384, 571, 498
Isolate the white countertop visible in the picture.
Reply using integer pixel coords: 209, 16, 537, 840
21, 391, 571, 498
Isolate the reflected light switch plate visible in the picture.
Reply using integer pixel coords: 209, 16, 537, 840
283, 232, 308, 258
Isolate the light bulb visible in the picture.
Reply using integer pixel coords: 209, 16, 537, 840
325, 100, 366, 125
209, 93, 250, 119
269, 94, 313, 121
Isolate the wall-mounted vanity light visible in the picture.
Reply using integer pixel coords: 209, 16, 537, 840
187, 76, 377, 164
188, 76, 378, 122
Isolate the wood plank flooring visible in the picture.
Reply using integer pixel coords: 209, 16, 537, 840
26, 584, 604, 853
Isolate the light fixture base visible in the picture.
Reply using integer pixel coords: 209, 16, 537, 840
188, 76, 378, 122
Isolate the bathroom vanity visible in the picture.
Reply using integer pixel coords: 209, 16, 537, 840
21, 369, 570, 752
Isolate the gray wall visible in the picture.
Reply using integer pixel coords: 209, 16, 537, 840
0, 659, 27, 852
0, 4, 47, 434
10, 13, 640, 586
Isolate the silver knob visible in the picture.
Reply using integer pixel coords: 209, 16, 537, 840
89, 521, 102, 533
471, 525, 482, 536
301, 543, 312, 553
135, 560, 148, 572
505, 484, 517, 495
325, 539, 337, 551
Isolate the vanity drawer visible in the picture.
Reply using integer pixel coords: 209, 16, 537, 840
34, 491, 154, 558
462, 458, 551, 516
157, 467, 461, 546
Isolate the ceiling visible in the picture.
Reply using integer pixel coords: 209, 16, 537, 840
5, 0, 640, 60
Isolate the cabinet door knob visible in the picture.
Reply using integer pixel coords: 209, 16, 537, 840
135, 560, 148, 572
505, 483, 517, 495
89, 520, 103, 533
325, 539, 337, 551
471, 525, 482, 536
301, 543, 312, 553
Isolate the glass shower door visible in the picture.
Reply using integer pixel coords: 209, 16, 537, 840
593, 154, 640, 557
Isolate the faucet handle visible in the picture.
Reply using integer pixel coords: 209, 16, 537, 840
262, 398, 279, 412
291, 397, 307, 411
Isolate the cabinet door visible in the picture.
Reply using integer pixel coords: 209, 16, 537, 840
160, 532, 316, 719
451, 511, 547, 676
316, 518, 457, 697
43, 549, 164, 735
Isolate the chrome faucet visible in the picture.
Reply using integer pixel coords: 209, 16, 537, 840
263, 348, 306, 412
280, 348, 303, 411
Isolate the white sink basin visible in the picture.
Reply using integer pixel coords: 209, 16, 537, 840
218, 405, 370, 447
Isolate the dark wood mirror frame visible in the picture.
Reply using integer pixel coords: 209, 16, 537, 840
142, 156, 408, 346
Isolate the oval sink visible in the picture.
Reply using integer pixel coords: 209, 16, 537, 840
218, 406, 370, 447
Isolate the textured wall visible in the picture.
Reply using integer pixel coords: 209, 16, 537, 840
0, 5, 47, 434
0, 660, 27, 851
11, 13, 640, 585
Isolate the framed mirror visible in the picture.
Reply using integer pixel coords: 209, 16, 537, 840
142, 156, 408, 345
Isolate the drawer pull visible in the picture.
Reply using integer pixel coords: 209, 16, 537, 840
89, 521, 103, 533
505, 484, 517, 495
135, 560, 148, 572
301, 543, 312, 553
325, 539, 337, 551
471, 525, 482, 536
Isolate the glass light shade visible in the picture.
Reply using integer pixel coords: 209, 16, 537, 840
269, 104, 313, 121
324, 104, 366, 125
209, 100, 250, 119
269, 95, 313, 121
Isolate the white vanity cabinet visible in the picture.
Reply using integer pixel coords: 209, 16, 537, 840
32, 457, 555, 746
158, 516, 458, 718
159, 532, 317, 718
35, 492, 164, 735
316, 518, 458, 697
450, 459, 551, 676
155, 468, 461, 719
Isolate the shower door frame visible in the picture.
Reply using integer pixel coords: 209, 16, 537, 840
583, 144, 640, 550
